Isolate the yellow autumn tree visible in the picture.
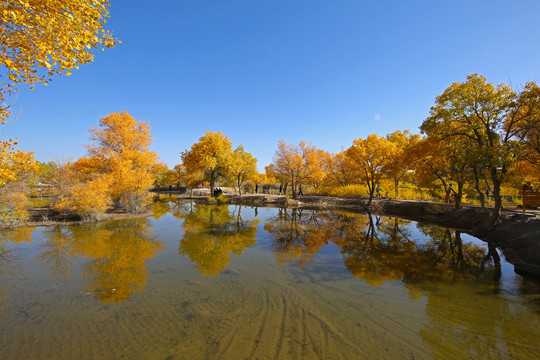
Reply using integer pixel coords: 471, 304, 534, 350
0, 150, 37, 226
228, 145, 258, 195
304, 146, 330, 189
172, 163, 203, 197
323, 149, 356, 187
55, 112, 158, 215
181, 131, 233, 197
271, 140, 323, 199
421, 74, 540, 222
386, 130, 421, 197
150, 162, 172, 187
89, 112, 157, 211
345, 134, 397, 204
54, 174, 112, 221
0, 0, 118, 123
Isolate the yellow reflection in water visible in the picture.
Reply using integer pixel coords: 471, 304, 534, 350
179, 204, 259, 276
264, 210, 497, 287
0, 227, 36, 314
418, 280, 540, 359
264, 208, 334, 266
40, 218, 163, 303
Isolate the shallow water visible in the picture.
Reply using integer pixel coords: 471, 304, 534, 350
0, 200, 539, 359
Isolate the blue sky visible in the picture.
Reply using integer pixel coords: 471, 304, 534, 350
4, 0, 540, 171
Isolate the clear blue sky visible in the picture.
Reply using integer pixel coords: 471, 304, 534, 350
5, 0, 540, 171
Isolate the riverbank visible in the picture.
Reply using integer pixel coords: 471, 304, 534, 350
181, 193, 540, 279
0, 207, 152, 228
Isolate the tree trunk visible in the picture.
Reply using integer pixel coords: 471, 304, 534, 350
444, 186, 451, 203
237, 174, 242, 196
490, 167, 503, 225
367, 179, 374, 206
455, 181, 463, 209
291, 178, 297, 200
210, 173, 215, 197
455, 231, 464, 272
473, 168, 485, 208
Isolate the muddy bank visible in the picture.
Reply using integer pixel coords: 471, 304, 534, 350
0, 207, 152, 229
189, 194, 540, 278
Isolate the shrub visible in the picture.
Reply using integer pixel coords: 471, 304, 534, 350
0, 191, 30, 226
55, 176, 112, 221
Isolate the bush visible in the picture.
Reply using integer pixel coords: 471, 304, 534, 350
54, 176, 112, 221
216, 194, 229, 203
0, 191, 30, 226
315, 184, 370, 197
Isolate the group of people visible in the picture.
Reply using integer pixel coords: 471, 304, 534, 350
213, 188, 223, 197
278, 184, 303, 195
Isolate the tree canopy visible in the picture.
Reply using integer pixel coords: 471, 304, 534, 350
1, 0, 118, 122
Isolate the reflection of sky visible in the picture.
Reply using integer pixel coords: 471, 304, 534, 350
3, 203, 535, 301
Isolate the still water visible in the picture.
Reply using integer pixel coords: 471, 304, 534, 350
0, 200, 539, 359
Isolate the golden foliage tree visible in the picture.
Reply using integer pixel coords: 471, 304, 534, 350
345, 134, 397, 204
0, 150, 36, 226
386, 130, 421, 197
421, 74, 540, 222
0, 0, 118, 122
172, 163, 203, 197
55, 112, 158, 215
228, 145, 258, 195
54, 174, 112, 220
181, 131, 233, 197
271, 140, 322, 199
323, 150, 356, 187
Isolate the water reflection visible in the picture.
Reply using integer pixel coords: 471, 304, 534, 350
178, 204, 259, 276
41, 219, 163, 303
0, 228, 35, 315
0, 203, 539, 359
263, 208, 333, 266
264, 209, 500, 287
419, 280, 540, 358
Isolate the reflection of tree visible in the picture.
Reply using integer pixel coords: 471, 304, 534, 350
0, 227, 35, 246
419, 280, 540, 358
264, 208, 336, 266
0, 228, 35, 315
341, 217, 499, 287
41, 219, 163, 303
40, 226, 73, 279
179, 204, 258, 276
152, 198, 171, 220
170, 199, 192, 220
264, 208, 499, 288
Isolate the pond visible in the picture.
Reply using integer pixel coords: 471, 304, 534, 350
0, 200, 539, 359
